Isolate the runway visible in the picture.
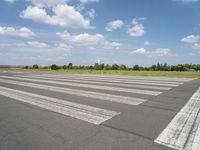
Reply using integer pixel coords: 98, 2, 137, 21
0, 71, 199, 150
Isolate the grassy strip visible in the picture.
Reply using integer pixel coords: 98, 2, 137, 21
0, 68, 200, 78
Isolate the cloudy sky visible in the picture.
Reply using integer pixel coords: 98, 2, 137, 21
0, 0, 200, 66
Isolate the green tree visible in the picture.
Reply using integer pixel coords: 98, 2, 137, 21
89, 65, 94, 70
104, 64, 111, 70
99, 63, 104, 70
63, 65, 67, 70
156, 63, 161, 71
94, 63, 104, 70
50, 64, 59, 70
111, 64, 119, 70
24, 66, 29, 69
94, 63, 100, 70
151, 65, 156, 71
119, 64, 127, 70
133, 65, 140, 71
68, 63, 73, 69
32, 64, 39, 69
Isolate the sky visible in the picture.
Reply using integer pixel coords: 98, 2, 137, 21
0, 0, 200, 66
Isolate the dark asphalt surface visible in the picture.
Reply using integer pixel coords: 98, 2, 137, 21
0, 71, 199, 150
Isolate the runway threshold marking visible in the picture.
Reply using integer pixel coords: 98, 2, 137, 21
0, 79, 147, 106
27, 74, 182, 87
41, 74, 193, 82
0, 86, 120, 125
0, 76, 162, 96
17, 75, 172, 91
31, 74, 186, 83
34, 75, 183, 84
86, 75, 193, 82
154, 87, 200, 150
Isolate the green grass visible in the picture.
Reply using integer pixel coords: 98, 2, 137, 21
0, 68, 200, 78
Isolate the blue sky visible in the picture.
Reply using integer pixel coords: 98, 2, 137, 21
0, 0, 200, 66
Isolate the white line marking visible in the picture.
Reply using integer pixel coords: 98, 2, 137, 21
16, 75, 172, 91
0, 79, 147, 106
184, 112, 200, 150
30, 74, 183, 85
37, 74, 193, 82
0, 71, 25, 74
100, 75, 193, 82
27, 74, 180, 87
0, 76, 162, 96
154, 87, 200, 150
75, 74, 195, 82
0, 86, 120, 125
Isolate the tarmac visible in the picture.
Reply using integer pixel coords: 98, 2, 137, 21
0, 71, 199, 150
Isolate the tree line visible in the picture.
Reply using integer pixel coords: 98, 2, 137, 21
24, 63, 200, 72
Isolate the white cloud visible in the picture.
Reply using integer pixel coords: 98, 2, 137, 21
76, 0, 99, 11
4, 0, 16, 3
131, 48, 147, 54
15, 41, 73, 51
27, 41, 49, 48
26, 0, 67, 7
20, 6, 50, 22
127, 17, 146, 37
56, 43, 73, 50
86, 9, 96, 19
103, 41, 121, 50
20, 4, 91, 29
174, 0, 200, 3
132, 17, 146, 25
105, 20, 124, 32
80, 0, 99, 4
57, 31, 121, 50
131, 48, 173, 57
144, 41, 150, 46
127, 24, 145, 37
181, 35, 200, 43
56, 31, 104, 45
151, 48, 173, 57
0, 26, 35, 38
181, 35, 200, 51
192, 43, 200, 50
76, 4, 85, 12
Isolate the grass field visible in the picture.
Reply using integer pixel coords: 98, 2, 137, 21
1, 68, 200, 78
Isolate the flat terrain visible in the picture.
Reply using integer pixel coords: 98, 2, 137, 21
0, 71, 200, 150
1, 68, 200, 78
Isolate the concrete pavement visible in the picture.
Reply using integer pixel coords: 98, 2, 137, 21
0, 71, 199, 150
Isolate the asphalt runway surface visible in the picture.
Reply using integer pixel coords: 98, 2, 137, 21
0, 71, 200, 150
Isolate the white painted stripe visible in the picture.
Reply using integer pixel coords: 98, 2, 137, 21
27, 74, 180, 87
64, 74, 194, 82
0, 71, 25, 74
30, 74, 183, 85
122, 76, 194, 82
35, 73, 192, 82
0, 86, 120, 125
184, 112, 200, 150
0, 79, 147, 106
54, 74, 194, 82
155, 87, 200, 150
16, 75, 171, 91
0, 76, 161, 96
